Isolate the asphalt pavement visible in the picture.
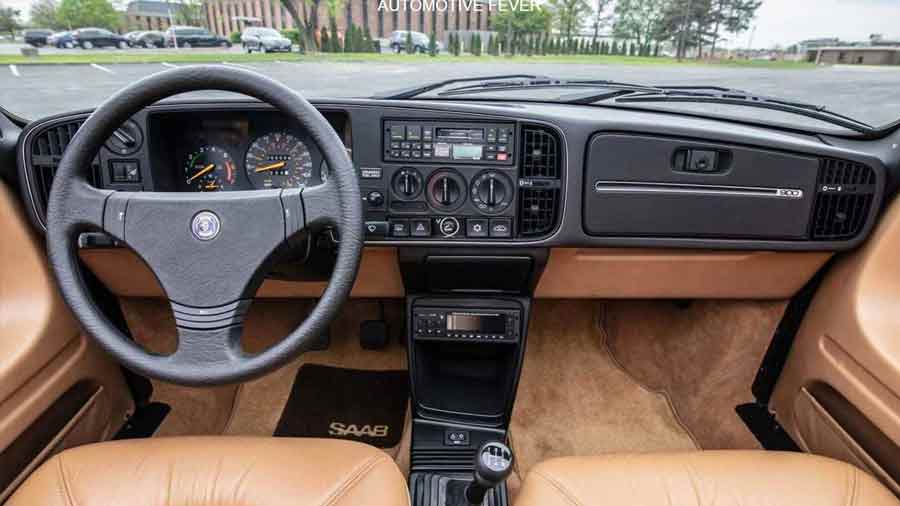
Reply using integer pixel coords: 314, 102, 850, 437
3, 53, 900, 128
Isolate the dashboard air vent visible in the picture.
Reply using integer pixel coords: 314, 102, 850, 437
810, 158, 876, 240
518, 124, 561, 237
29, 120, 84, 215
520, 125, 559, 178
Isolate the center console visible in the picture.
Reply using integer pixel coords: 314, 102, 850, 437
402, 248, 546, 506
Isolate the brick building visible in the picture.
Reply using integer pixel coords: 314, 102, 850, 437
125, 1, 179, 31
203, 0, 492, 41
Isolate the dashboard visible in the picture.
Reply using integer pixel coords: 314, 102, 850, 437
16, 98, 894, 251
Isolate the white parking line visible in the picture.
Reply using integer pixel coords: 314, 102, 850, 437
221, 61, 252, 69
9, 64, 19, 77
90, 63, 114, 74
161, 62, 177, 68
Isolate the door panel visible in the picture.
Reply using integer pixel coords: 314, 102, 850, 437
772, 194, 900, 494
0, 181, 133, 500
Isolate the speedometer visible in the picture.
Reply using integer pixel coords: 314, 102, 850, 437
244, 132, 314, 189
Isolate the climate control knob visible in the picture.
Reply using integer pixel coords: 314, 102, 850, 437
471, 171, 513, 214
392, 168, 423, 199
427, 169, 466, 211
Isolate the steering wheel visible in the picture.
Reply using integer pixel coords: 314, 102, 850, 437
45, 65, 363, 386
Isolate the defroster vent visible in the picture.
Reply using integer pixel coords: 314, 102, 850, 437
518, 125, 562, 237
810, 158, 877, 240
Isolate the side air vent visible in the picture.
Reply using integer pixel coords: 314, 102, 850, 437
810, 158, 877, 240
518, 124, 562, 237
29, 120, 84, 216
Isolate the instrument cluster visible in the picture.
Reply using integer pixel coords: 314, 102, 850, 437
149, 110, 340, 192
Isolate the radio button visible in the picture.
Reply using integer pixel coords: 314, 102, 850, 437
438, 217, 461, 237
407, 126, 422, 140
489, 218, 512, 238
390, 219, 410, 237
390, 125, 406, 141
467, 218, 489, 238
411, 219, 432, 237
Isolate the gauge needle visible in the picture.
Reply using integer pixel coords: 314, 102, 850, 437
255, 161, 286, 173
187, 163, 215, 183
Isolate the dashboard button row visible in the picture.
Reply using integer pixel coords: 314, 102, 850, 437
380, 217, 512, 239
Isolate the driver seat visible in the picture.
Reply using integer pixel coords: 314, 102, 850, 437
6, 436, 410, 506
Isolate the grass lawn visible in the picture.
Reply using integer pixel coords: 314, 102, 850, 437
0, 50, 818, 68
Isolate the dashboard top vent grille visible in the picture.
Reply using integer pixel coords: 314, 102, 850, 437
520, 125, 560, 179
810, 158, 876, 241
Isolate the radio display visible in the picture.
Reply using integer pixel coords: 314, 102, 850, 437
447, 313, 506, 334
437, 127, 484, 140
452, 144, 483, 160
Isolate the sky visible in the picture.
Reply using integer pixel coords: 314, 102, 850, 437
4, 0, 899, 49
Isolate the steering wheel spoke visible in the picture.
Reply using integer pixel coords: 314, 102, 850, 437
300, 179, 342, 231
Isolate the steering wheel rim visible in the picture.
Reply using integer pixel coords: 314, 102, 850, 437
45, 65, 363, 386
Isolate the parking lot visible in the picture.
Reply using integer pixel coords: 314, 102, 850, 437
3, 55, 900, 127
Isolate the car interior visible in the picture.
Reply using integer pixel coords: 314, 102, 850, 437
0, 64, 899, 506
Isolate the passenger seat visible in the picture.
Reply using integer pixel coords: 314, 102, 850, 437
516, 451, 898, 506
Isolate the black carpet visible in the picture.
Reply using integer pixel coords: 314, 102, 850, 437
274, 364, 409, 448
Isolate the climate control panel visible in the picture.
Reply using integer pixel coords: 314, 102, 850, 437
354, 118, 531, 242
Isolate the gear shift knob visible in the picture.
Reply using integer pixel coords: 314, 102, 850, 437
465, 441, 514, 505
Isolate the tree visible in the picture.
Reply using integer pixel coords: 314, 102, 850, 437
29, 0, 60, 29
708, 0, 760, 56
491, 5, 552, 56
547, 0, 590, 40
56, 0, 118, 30
0, 3, 19, 39
613, 0, 668, 57
324, 0, 343, 51
428, 30, 437, 56
406, 30, 414, 53
320, 26, 330, 52
174, 0, 204, 26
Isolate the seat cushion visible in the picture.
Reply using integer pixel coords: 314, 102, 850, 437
517, 451, 898, 506
7, 436, 409, 506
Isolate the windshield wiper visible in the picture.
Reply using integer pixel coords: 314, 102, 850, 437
579, 86, 875, 135
373, 74, 543, 100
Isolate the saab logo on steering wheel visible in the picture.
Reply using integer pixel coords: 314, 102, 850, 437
191, 211, 221, 241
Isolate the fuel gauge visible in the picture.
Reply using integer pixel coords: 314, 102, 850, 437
184, 145, 237, 192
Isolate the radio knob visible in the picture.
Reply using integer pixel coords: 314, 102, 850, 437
438, 217, 461, 237
392, 168, 423, 199
471, 171, 513, 214
427, 169, 466, 211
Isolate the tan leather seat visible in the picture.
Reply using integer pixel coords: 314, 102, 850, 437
7, 436, 410, 506
517, 451, 899, 506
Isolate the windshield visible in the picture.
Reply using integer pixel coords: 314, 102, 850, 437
1, 0, 898, 133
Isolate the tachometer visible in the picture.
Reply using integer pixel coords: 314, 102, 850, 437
244, 132, 314, 189
184, 145, 237, 191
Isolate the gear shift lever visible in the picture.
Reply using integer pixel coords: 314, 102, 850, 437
465, 441, 514, 505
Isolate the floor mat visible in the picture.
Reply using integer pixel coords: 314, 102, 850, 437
274, 364, 409, 448
510, 300, 698, 479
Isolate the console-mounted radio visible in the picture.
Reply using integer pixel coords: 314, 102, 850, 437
384, 120, 516, 165
413, 307, 521, 343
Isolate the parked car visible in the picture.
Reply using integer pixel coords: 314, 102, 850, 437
389, 30, 442, 53
72, 28, 129, 49
123, 31, 143, 44
47, 31, 75, 49
240, 27, 292, 53
24, 29, 53, 47
132, 30, 165, 48
165, 26, 231, 48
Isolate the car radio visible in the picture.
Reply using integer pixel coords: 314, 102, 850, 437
383, 120, 516, 165
412, 307, 521, 343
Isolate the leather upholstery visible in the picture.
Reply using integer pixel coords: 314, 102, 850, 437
516, 451, 899, 506
6, 436, 410, 506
